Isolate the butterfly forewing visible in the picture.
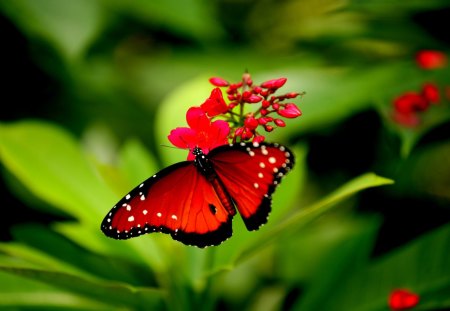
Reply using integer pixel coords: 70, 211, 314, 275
101, 162, 233, 248
209, 142, 294, 230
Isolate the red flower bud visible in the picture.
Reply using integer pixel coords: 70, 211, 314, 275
272, 103, 280, 110
277, 103, 302, 118
262, 100, 271, 108
421, 83, 440, 103
234, 127, 244, 136
245, 94, 263, 103
261, 78, 287, 89
260, 109, 269, 116
285, 92, 300, 99
241, 128, 254, 140
244, 115, 259, 130
209, 77, 229, 87
252, 135, 265, 143
253, 86, 263, 94
274, 119, 286, 127
388, 289, 419, 310
416, 50, 447, 69
264, 125, 274, 132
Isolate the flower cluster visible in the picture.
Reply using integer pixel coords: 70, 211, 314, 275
392, 82, 441, 126
388, 289, 419, 310
392, 50, 449, 127
169, 72, 303, 159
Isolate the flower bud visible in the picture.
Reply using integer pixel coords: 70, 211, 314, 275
244, 115, 259, 130
209, 77, 229, 87
274, 119, 286, 127
261, 78, 287, 89
277, 103, 302, 118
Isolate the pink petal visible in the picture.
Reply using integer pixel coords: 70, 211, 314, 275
201, 88, 228, 117
207, 120, 230, 149
168, 127, 197, 149
186, 107, 210, 131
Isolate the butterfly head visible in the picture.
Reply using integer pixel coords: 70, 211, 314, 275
192, 147, 204, 157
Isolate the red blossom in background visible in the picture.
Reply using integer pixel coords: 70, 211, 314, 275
168, 107, 230, 160
168, 72, 304, 158
416, 50, 447, 69
388, 289, 419, 310
391, 82, 444, 127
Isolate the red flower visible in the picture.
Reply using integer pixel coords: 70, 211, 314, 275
201, 88, 229, 117
394, 92, 429, 114
416, 50, 447, 69
388, 289, 419, 310
421, 83, 440, 103
168, 107, 230, 160
277, 103, 302, 118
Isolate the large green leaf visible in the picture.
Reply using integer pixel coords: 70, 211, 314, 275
0, 120, 117, 226
100, 0, 224, 41
294, 224, 450, 311
0, 270, 114, 310
0, 266, 162, 311
0, 0, 104, 61
236, 173, 393, 264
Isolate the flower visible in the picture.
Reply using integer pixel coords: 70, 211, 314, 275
388, 289, 419, 310
168, 72, 304, 149
201, 88, 228, 117
421, 83, 440, 103
168, 107, 230, 160
416, 50, 447, 69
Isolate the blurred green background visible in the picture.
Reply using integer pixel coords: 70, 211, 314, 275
1, 0, 450, 310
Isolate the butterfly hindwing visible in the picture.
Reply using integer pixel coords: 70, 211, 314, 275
101, 162, 233, 248
209, 142, 294, 231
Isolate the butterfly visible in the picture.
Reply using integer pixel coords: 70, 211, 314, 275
101, 142, 294, 248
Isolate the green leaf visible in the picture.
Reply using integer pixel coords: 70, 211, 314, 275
117, 138, 159, 189
0, 266, 162, 310
100, 0, 224, 41
296, 224, 450, 311
0, 270, 115, 310
0, 0, 104, 61
0, 120, 117, 226
236, 173, 393, 263
9, 224, 156, 287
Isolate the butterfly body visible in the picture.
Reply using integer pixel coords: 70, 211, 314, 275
101, 142, 294, 248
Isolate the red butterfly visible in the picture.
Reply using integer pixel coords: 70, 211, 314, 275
101, 142, 294, 248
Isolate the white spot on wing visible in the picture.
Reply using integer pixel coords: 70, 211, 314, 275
258, 172, 264, 178
143, 210, 148, 215
126, 204, 131, 211
269, 157, 276, 164
253, 142, 260, 147
128, 216, 134, 222
126, 194, 131, 200
259, 162, 265, 168
254, 183, 259, 189
249, 151, 255, 156
140, 195, 145, 201
157, 212, 162, 217
171, 215, 178, 220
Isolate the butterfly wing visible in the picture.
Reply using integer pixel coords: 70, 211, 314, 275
101, 162, 233, 248
208, 142, 294, 231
